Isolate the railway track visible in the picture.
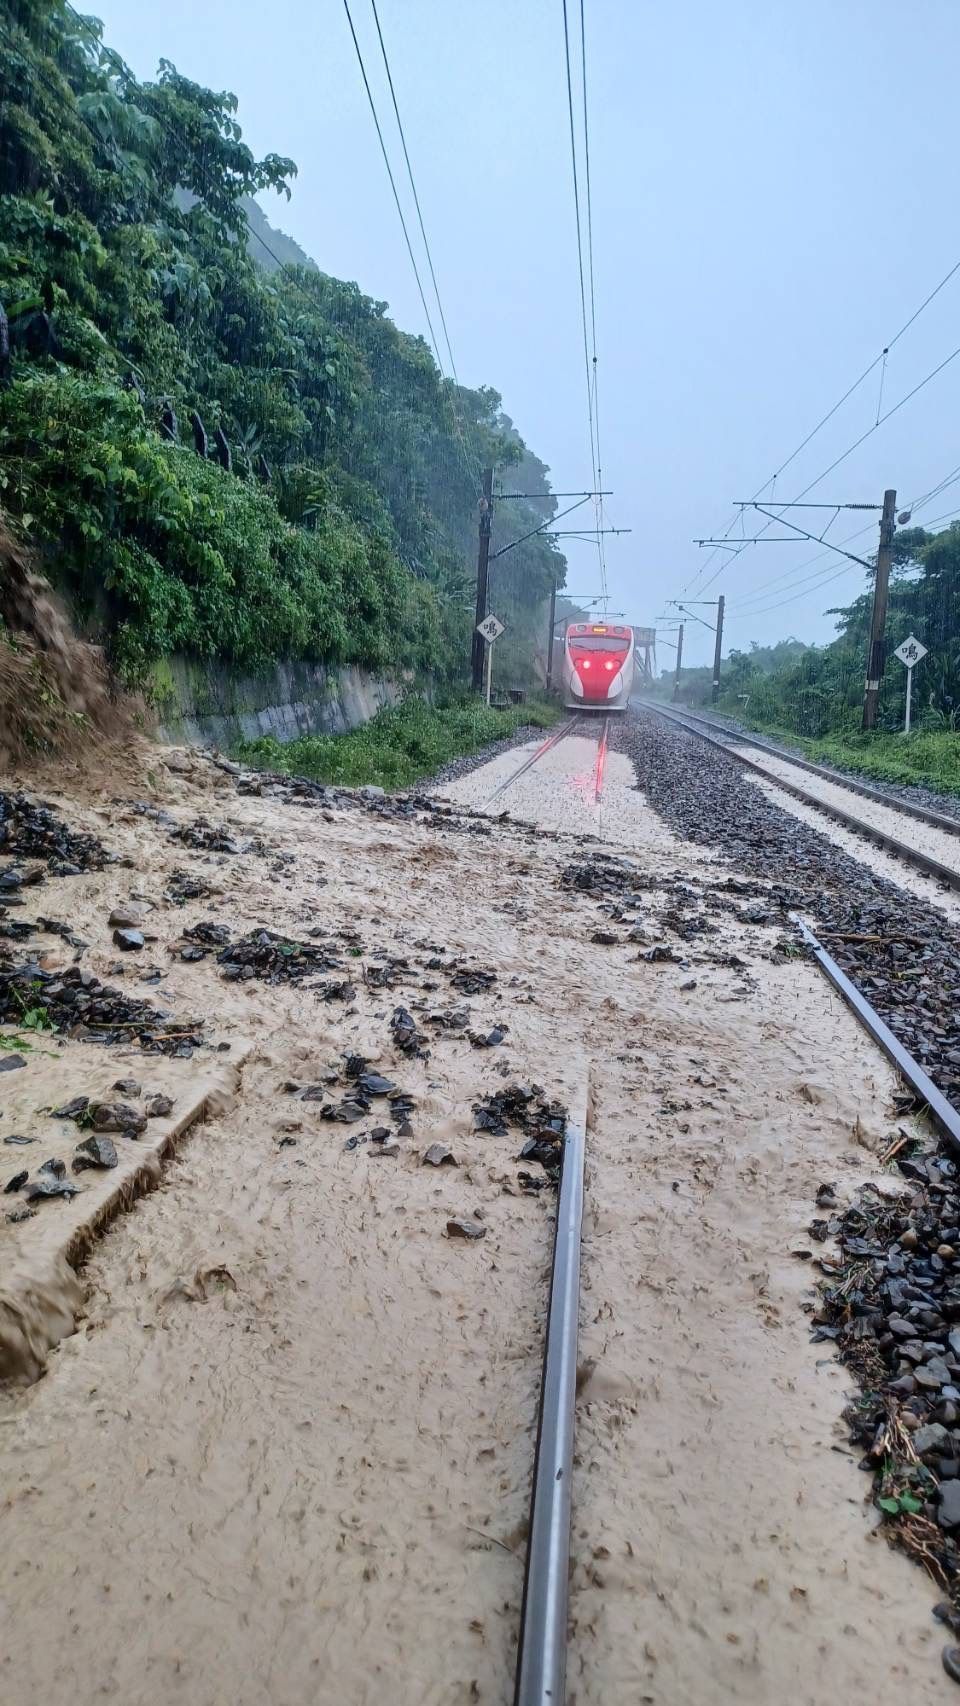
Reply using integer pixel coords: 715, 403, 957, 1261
511, 931, 960, 1706
484, 715, 611, 810
640, 699, 960, 895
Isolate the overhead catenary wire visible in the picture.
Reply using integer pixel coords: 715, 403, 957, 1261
729, 458, 960, 610
683, 250, 960, 599
690, 336, 960, 606
341, 0, 446, 375
363, 0, 484, 496
368, 0, 459, 384
561, 0, 605, 603
578, 0, 608, 604
729, 503, 960, 622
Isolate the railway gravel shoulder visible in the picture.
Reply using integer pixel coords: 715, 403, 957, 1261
657, 700, 960, 824
615, 708, 960, 1121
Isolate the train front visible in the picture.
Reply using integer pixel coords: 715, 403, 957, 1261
563, 623, 634, 709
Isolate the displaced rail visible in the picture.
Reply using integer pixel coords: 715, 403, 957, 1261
642, 700, 960, 894
514, 1093, 588, 1706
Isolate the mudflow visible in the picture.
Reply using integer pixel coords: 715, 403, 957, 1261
0, 728, 952, 1705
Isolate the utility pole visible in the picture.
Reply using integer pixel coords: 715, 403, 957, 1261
673, 622, 684, 700
861, 488, 897, 732
471, 467, 494, 692
545, 577, 558, 692
711, 595, 725, 704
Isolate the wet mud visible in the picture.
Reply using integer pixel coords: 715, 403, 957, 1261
0, 727, 953, 1703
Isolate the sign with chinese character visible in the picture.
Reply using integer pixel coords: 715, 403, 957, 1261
894, 635, 927, 668
476, 613, 505, 644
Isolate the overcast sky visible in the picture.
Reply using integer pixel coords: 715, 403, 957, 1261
93, 0, 960, 668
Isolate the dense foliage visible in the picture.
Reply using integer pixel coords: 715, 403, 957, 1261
668, 525, 960, 739
659, 522, 960, 791
236, 694, 558, 790
0, 1, 567, 686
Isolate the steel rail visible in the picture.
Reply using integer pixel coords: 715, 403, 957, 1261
794, 917, 960, 1158
642, 701, 960, 893
514, 1101, 587, 1706
484, 717, 582, 806
594, 716, 610, 805
638, 699, 960, 837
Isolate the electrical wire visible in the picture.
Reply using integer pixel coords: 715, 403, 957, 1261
561, 0, 604, 601
730, 503, 960, 622
729, 458, 960, 610
365, 0, 484, 496
908, 463, 960, 516
368, 0, 458, 384
730, 482, 960, 613
690, 337, 960, 604
578, 0, 607, 604
726, 561, 862, 620
684, 251, 960, 598
341, 0, 446, 375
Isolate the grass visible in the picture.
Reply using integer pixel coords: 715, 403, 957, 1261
720, 712, 960, 798
234, 694, 560, 790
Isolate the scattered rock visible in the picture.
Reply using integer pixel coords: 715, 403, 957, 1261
369, 1133, 400, 1157
357, 1073, 396, 1097
23, 1172, 79, 1201
5, 1204, 36, 1223
914, 1423, 949, 1458
0, 1054, 26, 1072
423, 1144, 458, 1167
391, 1006, 427, 1057
469, 1027, 506, 1049
113, 928, 145, 951
940, 1482, 960, 1530
90, 1101, 148, 1137
108, 905, 143, 929
218, 928, 343, 985
50, 1095, 90, 1121
446, 1218, 486, 1241
145, 1094, 174, 1119
1, 963, 198, 1053
73, 1134, 118, 1170
112, 1078, 142, 1097
4, 1170, 27, 1193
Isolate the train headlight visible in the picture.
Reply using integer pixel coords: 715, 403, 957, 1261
604, 660, 614, 670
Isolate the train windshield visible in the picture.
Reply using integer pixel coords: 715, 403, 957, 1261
568, 634, 630, 652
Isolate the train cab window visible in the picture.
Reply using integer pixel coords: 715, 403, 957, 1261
568, 634, 630, 651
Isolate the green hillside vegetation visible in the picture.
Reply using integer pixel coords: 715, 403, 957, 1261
237, 694, 558, 791
0, 1, 567, 689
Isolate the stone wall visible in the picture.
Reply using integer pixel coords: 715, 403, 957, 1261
154, 655, 409, 748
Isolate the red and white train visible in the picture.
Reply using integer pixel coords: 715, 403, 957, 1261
560, 622, 636, 712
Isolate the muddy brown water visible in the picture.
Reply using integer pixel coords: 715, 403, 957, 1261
0, 742, 952, 1703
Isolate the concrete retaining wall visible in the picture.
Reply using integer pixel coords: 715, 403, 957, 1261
154, 655, 409, 748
